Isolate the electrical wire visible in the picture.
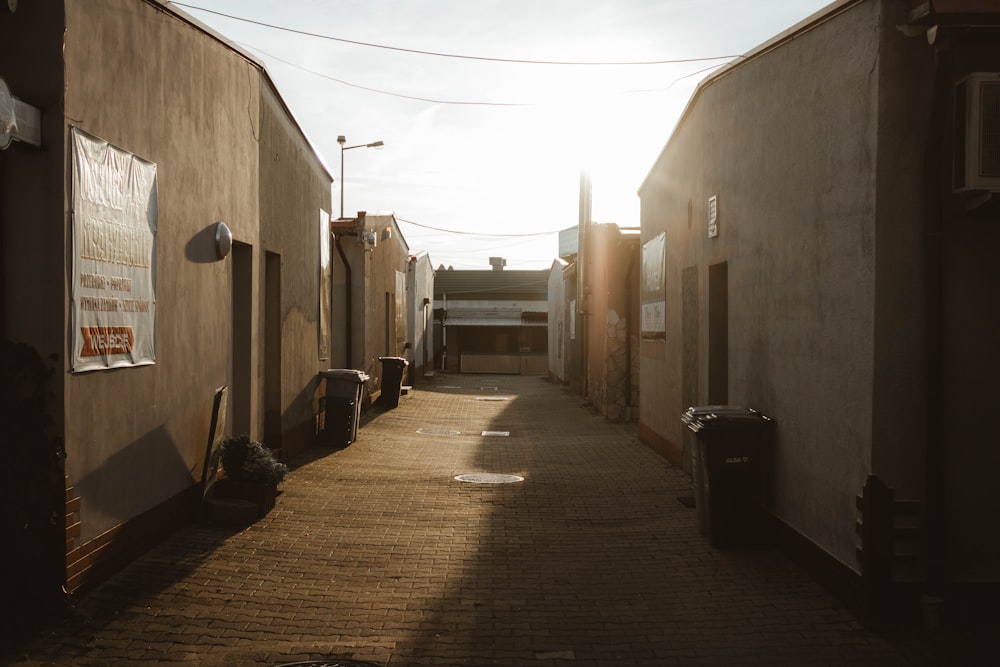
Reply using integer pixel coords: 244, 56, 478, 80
236, 43, 530, 106
241, 41, 730, 106
171, 2, 740, 67
396, 216, 560, 238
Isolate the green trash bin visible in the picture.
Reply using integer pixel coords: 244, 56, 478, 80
682, 406, 774, 547
376, 356, 409, 408
319, 369, 369, 447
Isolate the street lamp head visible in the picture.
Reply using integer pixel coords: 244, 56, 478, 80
337, 136, 384, 218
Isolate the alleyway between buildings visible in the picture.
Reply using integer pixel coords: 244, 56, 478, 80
5, 375, 991, 666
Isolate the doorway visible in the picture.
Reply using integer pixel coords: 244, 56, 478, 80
231, 242, 252, 436
708, 261, 728, 405
264, 251, 281, 446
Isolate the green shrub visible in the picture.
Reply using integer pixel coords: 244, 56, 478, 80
220, 434, 288, 484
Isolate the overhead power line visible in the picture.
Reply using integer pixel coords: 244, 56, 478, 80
238, 43, 530, 106
172, 2, 740, 67
396, 216, 561, 238
242, 42, 730, 106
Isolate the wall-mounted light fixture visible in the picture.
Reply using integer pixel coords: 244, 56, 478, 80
215, 221, 233, 260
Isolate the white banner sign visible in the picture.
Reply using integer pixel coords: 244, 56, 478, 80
71, 128, 157, 372
641, 232, 666, 340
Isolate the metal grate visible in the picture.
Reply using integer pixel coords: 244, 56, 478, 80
276, 661, 382, 667
454, 473, 524, 484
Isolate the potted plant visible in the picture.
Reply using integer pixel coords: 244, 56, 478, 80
215, 435, 288, 516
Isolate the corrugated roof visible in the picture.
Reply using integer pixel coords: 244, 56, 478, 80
434, 270, 549, 298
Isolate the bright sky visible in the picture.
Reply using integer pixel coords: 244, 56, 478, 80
171, 0, 833, 270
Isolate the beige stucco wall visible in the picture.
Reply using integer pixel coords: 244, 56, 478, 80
28, 0, 332, 541
338, 213, 410, 399
406, 252, 435, 381
60, 0, 262, 539
258, 86, 334, 454
368, 216, 410, 394
640, 1, 887, 568
640, 0, 1000, 585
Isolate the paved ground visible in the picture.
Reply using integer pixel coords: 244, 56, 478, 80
2, 374, 993, 666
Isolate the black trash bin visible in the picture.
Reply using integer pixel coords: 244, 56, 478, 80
319, 369, 369, 447
377, 356, 409, 409
681, 405, 774, 547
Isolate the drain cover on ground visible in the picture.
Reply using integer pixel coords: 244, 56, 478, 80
481, 430, 510, 436
475, 396, 510, 401
416, 428, 462, 435
454, 473, 524, 484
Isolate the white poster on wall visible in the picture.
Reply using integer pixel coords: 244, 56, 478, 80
318, 209, 331, 360
71, 128, 157, 372
641, 232, 666, 340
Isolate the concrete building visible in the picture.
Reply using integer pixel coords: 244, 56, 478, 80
549, 224, 640, 422
1, 0, 335, 627
330, 212, 411, 402
638, 0, 1000, 623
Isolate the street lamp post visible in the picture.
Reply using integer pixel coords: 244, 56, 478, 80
337, 135, 384, 219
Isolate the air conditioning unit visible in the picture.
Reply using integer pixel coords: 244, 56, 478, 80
954, 72, 1000, 192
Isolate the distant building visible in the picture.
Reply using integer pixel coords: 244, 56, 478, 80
547, 258, 570, 384
550, 223, 640, 421
330, 211, 410, 402
406, 251, 435, 383
433, 267, 548, 374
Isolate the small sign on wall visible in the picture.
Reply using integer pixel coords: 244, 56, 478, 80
708, 195, 718, 238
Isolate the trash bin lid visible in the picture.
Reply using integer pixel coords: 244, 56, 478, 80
681, 405, 773, 432
321, 369, 370, 383
378, 356, 409, 366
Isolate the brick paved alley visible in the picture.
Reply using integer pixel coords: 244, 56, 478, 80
3, 374, 992, 666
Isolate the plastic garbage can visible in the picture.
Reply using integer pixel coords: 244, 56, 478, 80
681, 405, 774, 547
319, 369, 369, 447
377, 356, 409, 408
